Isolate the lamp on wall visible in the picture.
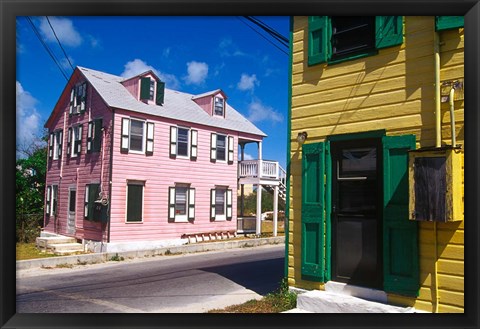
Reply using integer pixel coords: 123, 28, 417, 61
297, 132, 308, 145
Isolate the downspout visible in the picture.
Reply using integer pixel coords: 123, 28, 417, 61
107, 108, 114, 243
449, 84, 457, 147
434, 31, 442, 148
433, 29, 441, 313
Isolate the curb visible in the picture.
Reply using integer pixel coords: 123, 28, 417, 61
17, 236, 285, 271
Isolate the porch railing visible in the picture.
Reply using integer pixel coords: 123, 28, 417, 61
238, 160, 284, 180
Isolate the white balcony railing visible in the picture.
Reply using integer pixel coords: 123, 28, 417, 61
238, 160, 285, 181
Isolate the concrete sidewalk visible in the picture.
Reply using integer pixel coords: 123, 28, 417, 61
17, 236, 285, 271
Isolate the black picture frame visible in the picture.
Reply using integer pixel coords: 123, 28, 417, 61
2, 1, 479, 328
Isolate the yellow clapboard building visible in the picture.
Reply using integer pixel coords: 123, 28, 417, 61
287, 16, 464, 313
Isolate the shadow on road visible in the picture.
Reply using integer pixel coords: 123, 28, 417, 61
200, 256, 285, 296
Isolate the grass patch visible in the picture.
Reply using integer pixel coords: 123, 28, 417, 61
16, 243, 58, 260
109, 254, 125, 262
208, 278, 296, 313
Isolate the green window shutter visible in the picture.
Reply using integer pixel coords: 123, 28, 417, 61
127, 184, 143, 222
435, 16, 464, 31
308, 16, 330, 66
376, 16, 403, 49
140, 77, 151, 100
93, 119, 103, 153
382, 135, 419, 296
301, 142, 326, 282
85, 183, 99, 221
156, 81, 165, 105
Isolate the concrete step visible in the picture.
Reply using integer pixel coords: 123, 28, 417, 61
296, 290, 417, 313
49, 243, 84, 252
53, 249, 86, 256
36, 236, 76, 249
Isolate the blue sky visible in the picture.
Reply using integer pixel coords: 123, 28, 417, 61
16, 16, 290, 168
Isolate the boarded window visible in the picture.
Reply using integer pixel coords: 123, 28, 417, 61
127, 182, 143, 222
413, 157, 447, 221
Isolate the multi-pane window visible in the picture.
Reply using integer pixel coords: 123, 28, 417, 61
214, 97, 224, 116
45, 185, 58, 216
49, 130, 63, 160
126, 181, 144, 222
168, 185, 195, 222
149, 80, 155, 101
215, 188, 226, 216
69, 82, 87, 115
177, 128, 189, 157
210, 134, 234, 163
121, 118, 154, 155
210, 187, 233, 221
130, 120, 144, 152
216, 135, 226, 161
68, 124, 83, 157
169, 126, 197, 160
87, 119, 102, 154
308, 16, 403, 65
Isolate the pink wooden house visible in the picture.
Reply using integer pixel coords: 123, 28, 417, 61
43, 66, 283, 252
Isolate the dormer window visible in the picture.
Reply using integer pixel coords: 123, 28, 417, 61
149, 80, 155, 101
139, 76, 165, 105
214, 97, 224, 117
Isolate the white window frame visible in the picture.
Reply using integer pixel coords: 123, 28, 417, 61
175, 184, 189, 222
216, 134, 227, 162
53, 130, 63, 160
125, 180, 145, 223
169, 184, 195, 222
210, 187, 231, 221
214, 96, 224, 117
128, 119, 146, 154
176, 127, 190, 158
50, 185, 58, 216
70, 124, 83, 157
149, 79, 155, 101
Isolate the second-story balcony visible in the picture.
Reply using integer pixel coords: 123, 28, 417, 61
238, 160, 286, 186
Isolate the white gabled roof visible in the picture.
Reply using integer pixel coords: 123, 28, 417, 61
77, 67, 266, 137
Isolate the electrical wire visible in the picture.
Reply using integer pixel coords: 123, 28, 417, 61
25, 16, 70, 81
46, 16, 75, 72
244, 16, 289, 47
236, 17, 288, 56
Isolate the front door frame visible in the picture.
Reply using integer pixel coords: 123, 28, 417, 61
329, 137, 383, 289
67, 187, 77, 235
324, 130, 386, 283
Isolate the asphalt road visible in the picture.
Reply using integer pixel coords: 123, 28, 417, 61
16, 244, 285, 313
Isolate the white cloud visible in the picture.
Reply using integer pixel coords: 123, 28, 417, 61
38, 17, 82, 47
247, 99, 283, 124
16, 82, 43, 154
237, 73, 259, 91
184, 61, 208, 85
218, 38, 247, 58
120, 59, 180, 90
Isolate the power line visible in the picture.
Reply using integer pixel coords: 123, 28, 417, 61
25, 16, 69, 81
46, 16, 75, 72
244, 16, 289, 47
236, 17, 288, 56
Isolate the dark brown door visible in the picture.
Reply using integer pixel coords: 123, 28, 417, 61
331, 138, 382, 289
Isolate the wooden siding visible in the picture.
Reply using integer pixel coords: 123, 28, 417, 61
193, 95, 214, 116
289, 16, 464, 312
44, 69, 113, 242
109, 109, 248, 242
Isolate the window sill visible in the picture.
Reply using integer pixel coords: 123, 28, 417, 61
125, 220, 144, 224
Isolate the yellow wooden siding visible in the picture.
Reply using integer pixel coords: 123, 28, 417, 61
288, 16, 464, 312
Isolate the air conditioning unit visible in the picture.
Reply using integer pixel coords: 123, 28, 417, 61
409, 147, 463, 222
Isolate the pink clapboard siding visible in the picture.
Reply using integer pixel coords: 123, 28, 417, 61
44, 70, 112, 241
193, 95, 214, 116
108, 108, 259, 242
